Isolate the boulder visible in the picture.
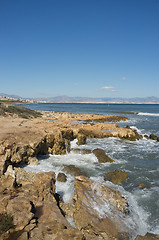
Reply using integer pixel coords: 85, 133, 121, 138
104, 170, 128, 185
135, 232, 159, 240
93, 148, 114, 163
73, 176, 132, 240
57, 172, 67, 182
63, 165, 86, 177
138, 183, 151, 189
144, 135, 149, 140
149, 134, 158, 141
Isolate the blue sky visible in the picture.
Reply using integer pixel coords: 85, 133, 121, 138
0, 0, 159, 98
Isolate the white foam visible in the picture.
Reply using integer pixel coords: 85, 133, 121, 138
138, 112, 159, 117
56, 177, 74, 203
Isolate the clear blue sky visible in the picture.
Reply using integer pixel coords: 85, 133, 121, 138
0, 0, 159, 98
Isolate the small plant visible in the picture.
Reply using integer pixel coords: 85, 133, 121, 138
0, 213, 14, 234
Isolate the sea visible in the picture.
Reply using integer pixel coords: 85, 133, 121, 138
24, 103, 159, 239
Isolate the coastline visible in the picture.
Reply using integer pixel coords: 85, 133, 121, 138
0, 103, 158, 240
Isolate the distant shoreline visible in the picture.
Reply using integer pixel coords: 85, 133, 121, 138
25, 101, 159, 104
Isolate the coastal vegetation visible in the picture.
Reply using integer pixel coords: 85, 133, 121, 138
0, 213, 14, 234
0, 102, 42, 118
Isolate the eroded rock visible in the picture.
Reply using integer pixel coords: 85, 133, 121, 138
73, 176, 131, 240
76, 134, 87, 145
57, 172, 67, 182
93, 148, 114, 163
63, 165, 87, 177
104, 170, 128, 185
135, 232, 159, 240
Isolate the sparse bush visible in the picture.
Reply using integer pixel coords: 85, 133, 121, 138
0, 213, 14, 233
0, 103, 42, 119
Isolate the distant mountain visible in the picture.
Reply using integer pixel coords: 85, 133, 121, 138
35, 95, 159, 103
1, 93, 159, 103
0, 93, 21, 99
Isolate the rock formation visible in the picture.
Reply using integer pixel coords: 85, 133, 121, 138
73, 176, 133, 240
104, 170, 128, 185
93, 148, 114, 163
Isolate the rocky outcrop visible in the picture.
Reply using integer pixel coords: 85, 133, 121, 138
93, 148, 114, 163
135, 233, 159, 240
149, 134, 159, 141
78, 124, 143, 140
0, 169, 84, 240
104, 170, 128, 185
73, 176, 131, 240
138, 183, 151, 189
0, 130, 75, 176
63, 165, 87, 177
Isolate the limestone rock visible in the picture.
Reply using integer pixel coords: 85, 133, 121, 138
5, 165, 15, 178
76, 134, 87, 145
135, 232, 159, 240
6, 196, 34, 230
138, 183, 151, 189
57, 172, 67, 182
149, 134, 158, 141
51, 132, 66, 155
59, 202, 75, 217
28, 157, 38, 165
73, 176, 130, 240
93, 148, 114, 163
29, 200, 84, 240
104, 170, 128, 185
63, 165, 86, 177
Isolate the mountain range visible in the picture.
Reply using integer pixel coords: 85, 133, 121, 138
1, 93, 159, 103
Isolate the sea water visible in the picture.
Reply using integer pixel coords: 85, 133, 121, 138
24, 103, 159, 238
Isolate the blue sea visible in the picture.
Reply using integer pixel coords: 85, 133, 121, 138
25, 103, 159, 239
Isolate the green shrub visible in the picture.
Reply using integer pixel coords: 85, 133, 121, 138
0, 213, 14, 233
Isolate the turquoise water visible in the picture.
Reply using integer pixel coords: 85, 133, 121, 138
25, 103, 159, 238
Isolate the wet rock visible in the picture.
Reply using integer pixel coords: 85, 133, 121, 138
76, 134, 87, 145
93, 148, 114, 163
122, 128, 143, 141
135, 232, 159, 239
57, 172, 67, 182
63, 165, 86, 177
71, 148, 92, 154
104, 170, 128, 185
149, 134, 158, 141
93, 116, 128, 123
138, 183, 151, 189
144, 135, 149, 139
73, 176, 130, 240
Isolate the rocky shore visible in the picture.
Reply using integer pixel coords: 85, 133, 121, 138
0, 103, 158, 240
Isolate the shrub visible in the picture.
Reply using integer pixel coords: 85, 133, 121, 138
0, 213, 14, 234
